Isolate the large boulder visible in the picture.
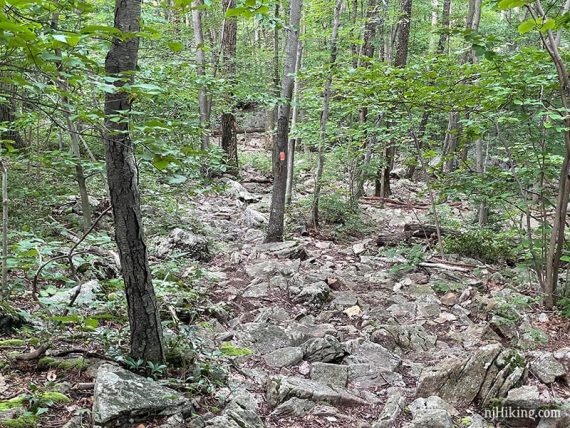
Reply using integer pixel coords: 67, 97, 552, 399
302, 335, 346, 363
371, 324, 437, 352
255, 241, 307, 260
417, 344, 526, 408
92, 364, 190, 427
224, 179, 261, 203
154, 228, 210, 261
266, 376, 367, 408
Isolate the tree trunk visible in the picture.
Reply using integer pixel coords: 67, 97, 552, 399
265, 0, 303, 242
104, 0, 165, 362
192, 0, 210, 150
265, 3, 280, 153
220, 0, 238, 176
436, 0, 451, 54
311, 0, 342, 228
286, 40, 304, 205
0, 83, 23, 149
377, 0, 412, 199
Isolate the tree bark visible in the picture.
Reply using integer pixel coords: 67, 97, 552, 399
265, 0, 303, 242
377, 0, 412, 199
104, 0, 165, 362
192, 0, 210, 150
220, 0, 238, 176
286, 40, 303, 205
311, 0, 342, 228
436, 0, 451, 54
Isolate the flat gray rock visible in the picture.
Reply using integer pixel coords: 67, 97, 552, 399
93, 364, 190, 427
264, 347, 303, 368
310, 362, 348, 387
530, 352, 567, 384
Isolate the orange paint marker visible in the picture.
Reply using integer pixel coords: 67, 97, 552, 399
279, 151, 286, 161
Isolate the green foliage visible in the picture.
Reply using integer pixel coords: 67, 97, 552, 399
218, 342, 253, 357
444, 229, 515, 264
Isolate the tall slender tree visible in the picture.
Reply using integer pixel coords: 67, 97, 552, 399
192, 0, 210, 151
220, 0, 238, 176
265, 0, 303, 242
104, 0, 165, 362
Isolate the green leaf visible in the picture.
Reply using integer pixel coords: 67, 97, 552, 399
167, 41, 184, 52
152, 154, 175, 170
498, 0, 526, 10
518, 19, 536, 34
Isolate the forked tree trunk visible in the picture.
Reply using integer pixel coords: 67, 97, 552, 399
265, 0, 303, 242
220, 0, 238, 176
192, 0, 210, 150
311, 0, 342, 228
104, 0, 165, 362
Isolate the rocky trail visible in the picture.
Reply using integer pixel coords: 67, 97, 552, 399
4, 153, 570, 428
127, 164, 570, 428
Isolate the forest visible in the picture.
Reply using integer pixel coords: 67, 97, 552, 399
0, 0, 570, 427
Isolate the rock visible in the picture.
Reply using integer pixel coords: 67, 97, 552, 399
373, 389, 405, 428
302, 335, 346, 363
292, 281, 331, 305
256, 241, 307, 260
344, 305, 361, 318
158, 414, 185, 428
417, 344, 526, 408
530, 352, 567, 384
490, 315, 517, 339
44, 280, 99, 306
224, 179, 261, 203
353, 242, 366, 255
92, 364, 190, 427
407, 396, 456, 428
155, 228, 210, 261
462, 414, 488, 428
344, 340, 400, 372
266, 376, 367, 408
243, 208, 267, 227
0, 302, 25, 334
440, 292, 458, 306
310, 363, 348, 387
504, 385, 544, 409
371, 324, 437, 352
239, 323, 293, 354
270, 397, 315, 418
245, 259, 300, 278
217, 394, 264, 428
62, 416, 82, 428
263, 347, 303, 368
347, 363, 401, 389
332, 292, 358, 306
243, 283, 269, 298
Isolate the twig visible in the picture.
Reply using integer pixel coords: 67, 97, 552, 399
14, 344, 50, 361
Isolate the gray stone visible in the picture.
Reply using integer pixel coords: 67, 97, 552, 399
292, 281, 331, 305
270, 397, 315, 418
463, 414, 488, 428
530, 352, 567, 384
245, 259, 300, 278
224, 179, 261, 203
302, 335, 346, 363
243, 208, 267, 227
158, 414, 185, 428
45, 279, 100, 306
243, 283, 269, 298
155, 228, 210, 261
417, 344, 526, 408
373, 389, 405, 428
92, 364, 190, 427
504, 385, 543, 409
332, 292, 358, 307
371, 324, 437, 352
347, 364, 396, 389
239, 323, 293, 354
256, 241, 307, 260
409, 409, 452, 428
409, 396, 458, 419
263, 347, 303, 368
344, 340, 400, 372
266, 376, 367, 407
310, 363, 348, 387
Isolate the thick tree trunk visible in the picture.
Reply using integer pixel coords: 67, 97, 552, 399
220, 0, 238, 176
104, 0, 165, 362
265, 0, 303, 242
0, 84, 23, 149
192, 0, 210, 150
265, 3, 280, 153
311, 0, 342, 228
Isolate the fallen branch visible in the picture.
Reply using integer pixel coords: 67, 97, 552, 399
14, 343, 50, 361
418, 262, 471, 272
